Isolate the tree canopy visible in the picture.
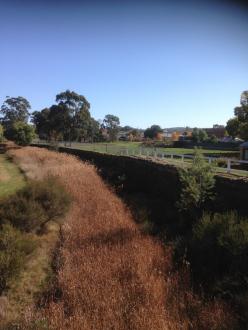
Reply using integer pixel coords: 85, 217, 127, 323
103, 114, 120, 141
191, 128, 208, 143
226, 90, 248, 140
0, 96, 30, 125
144, 125, 163, 139
32, 90, 101, 142
11, 121, 36, 146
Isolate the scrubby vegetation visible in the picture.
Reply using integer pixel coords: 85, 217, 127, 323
0, 177, 71, 232
2, 147, 236, 329
0, 224, 35, 294
176, 148, 215, 214
0, 167, 71, 327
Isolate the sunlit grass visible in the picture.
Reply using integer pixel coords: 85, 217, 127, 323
0, 154, 26, 198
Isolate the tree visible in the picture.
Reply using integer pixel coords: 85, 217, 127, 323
226, 90, 248, 140
226, 117, 240, 139
32, 108, 51, 140
11, 121, 36, 146
144, 125, 163, 139
176, 148, 215, 214
240, 90, 248, 106
198, 129, 208, 142
191, 128, 208, 143
88, 118, 101, 142
103, 114, 120, 141
0, 96, 30, 124
55, 90, 98, 142
32, 90, 98, 142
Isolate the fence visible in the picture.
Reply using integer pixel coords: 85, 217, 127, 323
117, 148, 248, 175
33, 140, 248, 177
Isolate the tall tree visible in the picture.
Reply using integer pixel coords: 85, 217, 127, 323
56, 90, 91, 142
226, 117, 240, 139
32, 108, 51, 140
0, 96, 30, 125
103, 114, 120, 141
226, 90, 248, 140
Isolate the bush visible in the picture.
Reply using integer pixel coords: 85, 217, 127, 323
188, 211, 248, 298
10, 121, 36, 146
176, 148, 215, 214
0, 224, 35, 293
0, 177, 71, 232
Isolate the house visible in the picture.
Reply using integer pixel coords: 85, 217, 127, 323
204, 126, 226, 139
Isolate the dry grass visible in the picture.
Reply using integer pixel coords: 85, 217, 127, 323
7, 147, 236, 330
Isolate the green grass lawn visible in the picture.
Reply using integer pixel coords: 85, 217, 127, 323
60, 141, 238, 156
0, 154, 26, 198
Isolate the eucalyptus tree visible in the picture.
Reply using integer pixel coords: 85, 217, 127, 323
226, 90, 248, 140
103, 114, 120, 141
0, 96, 30, 124
55, 90, 91, 142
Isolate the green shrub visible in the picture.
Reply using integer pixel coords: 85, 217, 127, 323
188, 211, 248, 298
0, 177, 71, 232
0, 224, 35, 293
11, 121, 36, 146
176, 148, 215, 214
213, 158, 227, 168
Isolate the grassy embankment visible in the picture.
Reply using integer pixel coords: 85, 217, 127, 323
0, 154, 25, 197
0, 153, 61, 328
4, 147, 234, 330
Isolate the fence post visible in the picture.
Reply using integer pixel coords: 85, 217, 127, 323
208, 157, 212, 164
181, 155, 184, 161
171, 154, 173, 159
227, 159, 231, 173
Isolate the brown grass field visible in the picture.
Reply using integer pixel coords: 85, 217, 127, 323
7, 147, 235, 329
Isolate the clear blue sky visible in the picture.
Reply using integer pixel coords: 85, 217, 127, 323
0, 0, 247, 128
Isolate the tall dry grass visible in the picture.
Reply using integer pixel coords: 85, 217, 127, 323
8, 147, 235, 330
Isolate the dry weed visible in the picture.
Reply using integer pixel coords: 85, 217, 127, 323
8, 147, 235, 330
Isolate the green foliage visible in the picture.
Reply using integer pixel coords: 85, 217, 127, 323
226, 117, 240, 139
0, 96, 30, 124
0, 177, 71, 232
191, 128, 208, 143
208, 134, 218, 144
103, 114, 120, 141
32, 90, 101, 142
10, 121, 36, 145
189, 212, 248, 297
144, 125, 163, 139
226, 90, 248, 140
0, 224, 35, 293
177, 148, 215, 212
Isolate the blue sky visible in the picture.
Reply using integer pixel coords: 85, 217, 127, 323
0, 0, 247, 128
